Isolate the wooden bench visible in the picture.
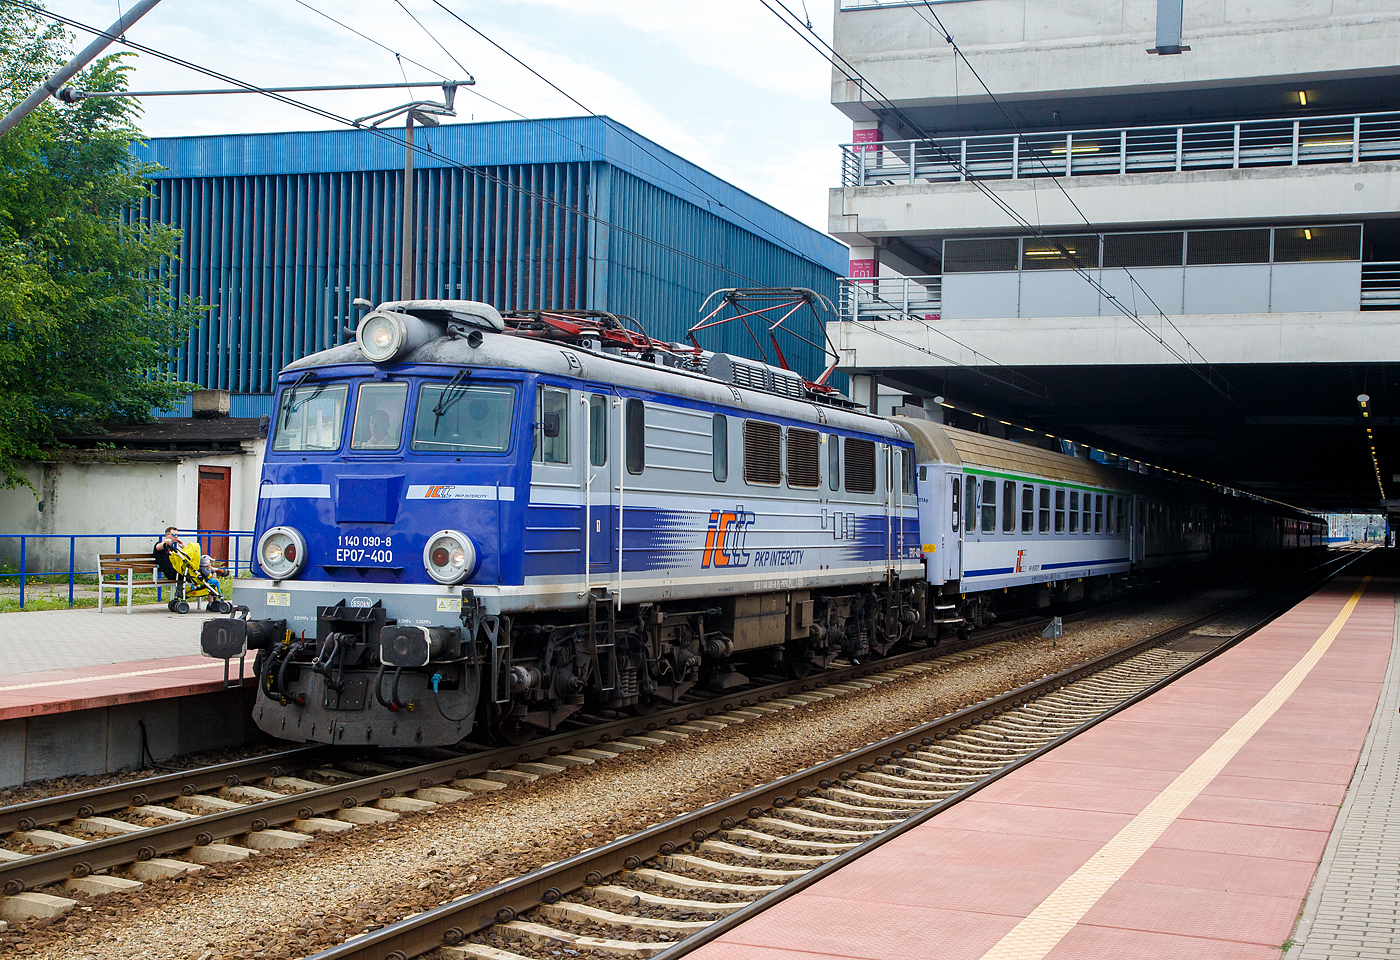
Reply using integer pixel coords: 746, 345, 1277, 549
97, 553, 169, 613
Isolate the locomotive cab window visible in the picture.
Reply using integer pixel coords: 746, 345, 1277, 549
589, 395, 608, 467
350, 381, 408, 451
412, 382, 516, 453
713, 414, 728, 481
626, 398, 645, 475
788, 427, 820, 488
534, 386, 570, 464
844, 438, 876, 493
273, 382, 349, 452
744, 420, 781, 485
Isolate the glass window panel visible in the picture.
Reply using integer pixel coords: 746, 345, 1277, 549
273, 382, 349, 452
412, 383, 515, 453
828, 433, 839, 491
1021, 484, 1034, 533
350, 382, 408, 451
589, 395, 608, 467
626, 399, 645, 475
1002, 480, 1016, 533
981, 478, 998, 532
533, 386, 570, 464
1095, 494, 1104, 533
1055, 489, 1066, 533
713, 414, 728, 482
951, 476, 960, 531
965, 475, 978, 532
1069, 491, 1080, 533
1039, 487, 1050, 533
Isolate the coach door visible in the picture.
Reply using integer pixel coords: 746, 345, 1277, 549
1131, 495, 1146, 566
585, 391, 616, 584
945, 473, 963, 582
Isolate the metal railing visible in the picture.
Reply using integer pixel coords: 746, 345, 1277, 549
842, 110, 1400, 187
0, 530, 254, 609
1362, 262, 1400, 308
840, 276, 942, 321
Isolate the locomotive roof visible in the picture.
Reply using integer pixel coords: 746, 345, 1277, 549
284, 331, 907, 441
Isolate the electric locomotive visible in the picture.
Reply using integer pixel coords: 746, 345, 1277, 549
203, 298, 924, 747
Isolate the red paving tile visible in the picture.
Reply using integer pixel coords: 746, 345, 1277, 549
0, 655, 249, 720
1046, 925, 1287, 960
1122, 846, 1319, 899
691, 580, 1393, 960
1080, 879, 1301, 944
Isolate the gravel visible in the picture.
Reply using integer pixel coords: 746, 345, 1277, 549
1, 586, 1246, 960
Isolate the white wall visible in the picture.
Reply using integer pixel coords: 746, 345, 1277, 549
832, 0, 1400, 114
0, 440, 265, 574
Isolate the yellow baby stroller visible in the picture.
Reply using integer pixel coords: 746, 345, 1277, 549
166, 540, 234, 614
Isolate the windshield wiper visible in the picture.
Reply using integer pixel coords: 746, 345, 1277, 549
280, 371, 317, 428
431, 370, 472, 435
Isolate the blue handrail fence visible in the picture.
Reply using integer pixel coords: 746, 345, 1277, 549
0, 530, 254, 609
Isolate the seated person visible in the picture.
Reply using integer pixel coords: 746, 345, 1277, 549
152, 527, 182, 581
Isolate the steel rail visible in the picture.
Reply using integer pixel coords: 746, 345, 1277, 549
300, 551, 1363, 960
0, 619, 1053, 894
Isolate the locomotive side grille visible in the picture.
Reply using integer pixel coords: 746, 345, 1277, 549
729, 362, 769, 392
844, 437, 877, 493
744, 420, 781, 485
771, 370, 807, 399
787, 428, 820, 488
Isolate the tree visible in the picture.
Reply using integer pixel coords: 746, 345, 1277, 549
0, 5, 198, 488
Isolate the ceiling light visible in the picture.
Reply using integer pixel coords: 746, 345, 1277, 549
1304, 229, 1312, 240
1298, 90, 1308, 106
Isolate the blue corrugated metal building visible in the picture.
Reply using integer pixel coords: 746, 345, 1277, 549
133, 117, 846, 416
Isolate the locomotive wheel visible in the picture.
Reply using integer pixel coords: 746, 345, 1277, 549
781, 642, 812, 679
489, 713, 538, 746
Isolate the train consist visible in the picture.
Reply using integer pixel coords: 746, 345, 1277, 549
202, 297, 1324, 748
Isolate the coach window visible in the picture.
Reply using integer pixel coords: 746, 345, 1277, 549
1055, 489, 1066, 533
589, 395, 608, 467
1105, 496, 1115, 534
1021, 485, 1034, 534
1095, 494, 1104, 533
534, 385, 570, 464
828, 434, 839, 490
625, 398, 645, 474
1002, 481, 1016, 533
844, 438, 877, 493
1069, 491, 1080, 533
981, 479, 998, 532
1081, 493, 1092, 535
1039, 487, 1050, 533
350, 381, 408, 451
788, 427, 820, 488
964, 475, 978, 533
744, 420, 781, 485
902, 449, 916, 496
712, 414, 728, 481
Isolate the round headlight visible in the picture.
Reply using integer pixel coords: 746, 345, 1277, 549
423, 529, 477, 585
356, 312, 406, 363
258, 526, 307, 579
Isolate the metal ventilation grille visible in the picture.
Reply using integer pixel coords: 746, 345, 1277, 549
1021, 234, 1101, 270
771, 370, 807, 399
944, 238, 1019, 273
844, 437, 876, 493
787, 428, 820, 488
730, 362, 769, 392
1274, 225, 1361, 262
744, 420, 781, 485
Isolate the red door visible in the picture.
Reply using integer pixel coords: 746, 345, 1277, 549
198, 466, 231, 561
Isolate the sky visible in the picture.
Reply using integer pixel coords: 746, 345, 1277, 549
49, 0, 851, 236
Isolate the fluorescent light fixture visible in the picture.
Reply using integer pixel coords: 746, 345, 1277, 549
1298, 90, 1307, 106
1304, 229, 1313, 240
1049, 144, 1102, 155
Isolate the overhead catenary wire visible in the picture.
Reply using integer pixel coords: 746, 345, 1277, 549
758, 0, 1240, 406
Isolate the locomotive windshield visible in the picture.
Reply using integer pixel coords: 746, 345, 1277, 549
349, 381, 408, 450
411, 382, 516, 453
272, 383, 348, 452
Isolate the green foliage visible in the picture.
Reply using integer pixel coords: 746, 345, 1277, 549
0, 6, 198, 488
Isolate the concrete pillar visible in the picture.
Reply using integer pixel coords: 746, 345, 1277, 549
849, 374, 878, 414
847, 244, 878, 280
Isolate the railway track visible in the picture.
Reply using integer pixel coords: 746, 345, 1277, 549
282, 551, 1363, 960
0, 617, 1057, 912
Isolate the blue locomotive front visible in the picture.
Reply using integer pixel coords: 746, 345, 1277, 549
202, 298, 927, 747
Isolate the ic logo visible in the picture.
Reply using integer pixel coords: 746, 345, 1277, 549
1015, 550, 1025, 573
350, 596, 373, 608
701, 507, 755, 569
422, 485, 456, 498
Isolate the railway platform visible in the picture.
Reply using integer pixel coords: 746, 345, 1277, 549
688, 564, 1400, 960
0, 604, 258, 788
